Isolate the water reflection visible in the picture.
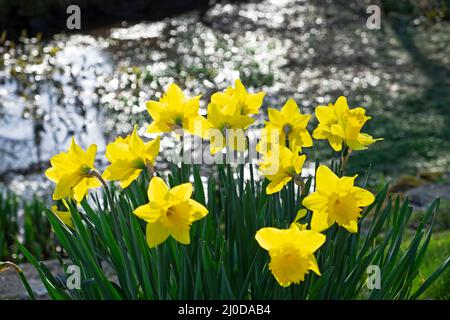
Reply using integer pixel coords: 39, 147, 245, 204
1, 0, 449, 197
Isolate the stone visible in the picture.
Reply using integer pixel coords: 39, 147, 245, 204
404, 183, 450, 209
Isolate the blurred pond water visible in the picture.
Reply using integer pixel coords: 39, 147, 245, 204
0, 0, 449, 199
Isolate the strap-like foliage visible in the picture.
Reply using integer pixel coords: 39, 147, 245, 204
15, 163, 448, 299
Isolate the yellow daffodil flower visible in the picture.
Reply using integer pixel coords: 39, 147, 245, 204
134, 177, 208, 248
255, 226, 325, 287
51, 205, 73, 230
312, 96, 382, 152
45, 138, 101, 202
205, 102, 254, 154
103, 126, 160, 188
146, 83, 207, 136
259, 145, 306, 194
256, 99, 312, 153
302, 165, 375, 233
211, 79, 265, 115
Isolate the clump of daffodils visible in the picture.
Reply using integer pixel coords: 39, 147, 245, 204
45, 80, 381, 288
312, 96, 382, 151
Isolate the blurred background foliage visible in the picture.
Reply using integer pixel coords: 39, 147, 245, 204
0, 189, 56, 262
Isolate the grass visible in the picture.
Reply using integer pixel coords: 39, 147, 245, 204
409, 230, 450, 299
349, 0, 450, 180
410, 200, 450, 232
407, 199, 450, 299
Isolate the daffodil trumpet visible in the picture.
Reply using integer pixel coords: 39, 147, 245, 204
312, 96, 382, 152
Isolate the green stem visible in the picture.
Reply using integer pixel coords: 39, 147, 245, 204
90, 170, 114, 213
179, 135, 185, 183
249, 163, 255, 193
147, 163, 155, 179
294, 174, 305, 197
339, 147, 350, 177
239, 163, 244, 197
288, 179, 295, 223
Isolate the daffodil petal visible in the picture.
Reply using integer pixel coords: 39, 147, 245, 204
146, 121, 171, 133
148, 177, 169, 202
45, 167, 59, 183
302, 192, 327, 211
296, 230, 326, 254
331, 124, 345, 139
105, 136, 132, 161
53, 172, 81, 200
308, 254, 321, 275
72, 178, 89, 203
266, 176, 291, 194
85, 144, 97, 168
146, 101, 163, 120
267, 108, 283, 125
328, 135, 343, 151
312, 125, 330, 140
188, 199, 209, 221
165, 83, 185, 106
211, 92, 233, 106
169, 183, 193, 201
255, 227, 283, 251
170, 227, 190, 245
347, 139, 366, 150
310, 211, 333, 232
143, 136, 160, 163
315, 165, 339, 193
245, 92, 265, 114
315, 106, 334, 123
134, 204, 161, 223
280, 98, 299, 118
294, 154, 306, 173
234, 79, 247, 100
353, 186, 375, 207
129, 127, 145, 156
339, 175, 357, 190
334, 96, 349, 114
342, 220, 358, 233
119, 169, 142, 189
146, 222, 170, 248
